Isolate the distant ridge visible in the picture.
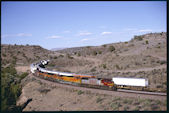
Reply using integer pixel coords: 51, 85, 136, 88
50, 48, 67, 51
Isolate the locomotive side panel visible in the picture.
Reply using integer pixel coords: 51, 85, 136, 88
62, 76, 81, 83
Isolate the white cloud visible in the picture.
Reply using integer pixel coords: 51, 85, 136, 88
101, 32, 112, 35
77, 32, 92, 36
138, 29, 153, 32
2, 33, 32, 38
81, 38, 89, 42
17, 33, 32, 37
47, 35, 62, 39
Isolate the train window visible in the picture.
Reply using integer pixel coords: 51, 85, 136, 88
66, 76, 74, 77
47, 73, 54, 75
82, 77, 88, 80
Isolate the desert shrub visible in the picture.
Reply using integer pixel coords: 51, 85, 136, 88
135, 62, 140, 66
54, 56, 58, 59
59, 54, 64, 58
157, 46, 160, 48
143, 99, 152, 106
1, 66, 22, 111
102, 64, 107, 69
2, 65, 17, 75
145, 40, 149, 44
123, 99, 133, 104
93, 51, 97, 56
133, 101, 140, 105
74, 52, 77, 55
19, 72, 28, 80
102, 44, 107, 47
67, 54, 74, 59
110, 102, 121, 110
113, 97, 121, 101
77, 90, 84, 95
123, 105, 129, 111
98, 51, 102, 54
133, 106, 141, 111
109, 45, 115, 52
2, 53, 6, 57
96, 97, 103, 103
160, 60, 166, 65
91, 68, 96, 72
77, 53, 81, 56
134, 36, 143, 41
115, 64, 120, 70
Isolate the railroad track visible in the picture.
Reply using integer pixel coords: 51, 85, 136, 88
30, 73, 166, 97
117, 89, 167, 96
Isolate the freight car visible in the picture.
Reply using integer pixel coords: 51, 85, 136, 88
30, 60, 117, 91
112, 77, 149, 91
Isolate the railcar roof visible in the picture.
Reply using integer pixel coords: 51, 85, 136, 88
113, 77, 148, 80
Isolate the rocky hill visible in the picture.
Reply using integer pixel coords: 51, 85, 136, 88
1, 44, 54, 67
50, 32, 167, 90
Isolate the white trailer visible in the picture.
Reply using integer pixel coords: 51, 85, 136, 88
112, 77, 148, 87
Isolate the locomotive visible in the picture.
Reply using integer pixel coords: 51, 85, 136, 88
30, 60, 117, 91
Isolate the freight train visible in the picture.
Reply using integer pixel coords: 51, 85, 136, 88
30, 60, 117, 91
30, 60, 165, 92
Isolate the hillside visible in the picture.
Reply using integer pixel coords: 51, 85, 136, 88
1, 44, 54, 67
50, 32, 167, 90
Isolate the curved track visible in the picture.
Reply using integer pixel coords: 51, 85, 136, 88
117, 89, 166, 96
29, 73, 167, 99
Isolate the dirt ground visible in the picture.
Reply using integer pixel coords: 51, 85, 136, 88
15, 66, 30, 73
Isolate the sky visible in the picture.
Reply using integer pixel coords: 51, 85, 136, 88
1, 1, 166, 50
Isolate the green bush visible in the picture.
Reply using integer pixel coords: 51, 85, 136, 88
96, 97, 103, 103
77, 90, 84, 95
109, 45, 115, 52
20, 72, 28, 80
54, 56, 58, 59
98, 51, 102, 54
102, 64, 107, 69
77, 53, 81, 56
102, 45, 107, 47
145, 40, 149, 44
67, 54, 74, 59
59, 54, 64, 57
115, 64, 120, 70
2, 53, 6, 57
93, 51, 97, 56
1, 66, 24, 111
134, 36, 143, 41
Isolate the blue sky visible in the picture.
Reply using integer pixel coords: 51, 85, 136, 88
1, 1, 166, 50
